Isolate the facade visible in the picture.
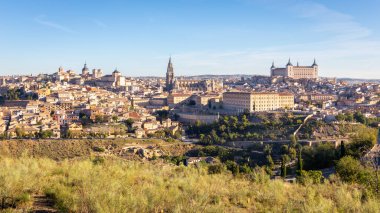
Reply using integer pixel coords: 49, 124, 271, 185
271, 59, 318, 79
167, 93, 192, 107
173, 79, 223, 92
223, 92, 294, 113
95, 69, 126, 88
193, 94, 221, 106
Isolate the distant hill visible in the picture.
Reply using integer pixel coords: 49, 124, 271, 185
338, 78, 380, 84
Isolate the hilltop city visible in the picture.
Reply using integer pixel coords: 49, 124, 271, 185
0, 58, 379, 140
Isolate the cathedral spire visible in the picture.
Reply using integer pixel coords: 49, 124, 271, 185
166, 57, 174, 92
168, 57, 173, 69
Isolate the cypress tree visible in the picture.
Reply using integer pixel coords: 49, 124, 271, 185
340, 141, 346, 158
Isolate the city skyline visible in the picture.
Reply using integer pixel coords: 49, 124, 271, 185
1, 0, 380, 78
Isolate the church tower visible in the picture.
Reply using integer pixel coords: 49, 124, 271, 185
166, 57, 174, 92
82, 61, 89, 76
312, 58, 318, 79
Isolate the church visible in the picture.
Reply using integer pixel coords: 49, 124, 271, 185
165, 58, 223, 93
271, 59, 318, 79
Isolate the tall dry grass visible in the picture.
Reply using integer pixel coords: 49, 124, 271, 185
0, 156, 379, 212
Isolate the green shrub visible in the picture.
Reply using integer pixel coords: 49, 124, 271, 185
208, 164, 225, 174
92, 146, 105, 152
297, 170, 323, 185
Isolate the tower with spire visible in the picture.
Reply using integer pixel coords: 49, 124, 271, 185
270, 61, 276, 76
166, 57, 174, 92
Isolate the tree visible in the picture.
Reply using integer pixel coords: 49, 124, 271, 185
354, 111, 367, 124
230, 116, 238, 130
289, 147, 297, 160
345, 112, 354, 122
290, 135, 297, 148
335, 113, 345, 122
174, 131, 182, 139
297, 146, 303, 172
263, 144, 272, 156
347, 128, 377, 158
281, 155, 290, 178
241, 115, 249, 129
124, 118, 134, 126
302, 143, 337, 170
340, 141, 346, 158
210, 129, 220, 144
280, 145, 289, 155
335, 156, 372, 184
112, 115, 119, 122
266, 155, 274, 170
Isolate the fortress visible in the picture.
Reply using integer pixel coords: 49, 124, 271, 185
271, 59, 318, 79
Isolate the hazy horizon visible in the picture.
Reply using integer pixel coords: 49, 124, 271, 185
1, 0, 380, 78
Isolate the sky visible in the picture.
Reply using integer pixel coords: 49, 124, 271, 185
0, 0, 380, 78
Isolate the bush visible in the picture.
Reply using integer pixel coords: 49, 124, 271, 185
346, 128, 377, 158
297, 170, 323, 185
92, 146, 105, 152
208, 164, 225, 174
92, 156, 105, 165
302, 143, 337, 170
336, 156, 372, 183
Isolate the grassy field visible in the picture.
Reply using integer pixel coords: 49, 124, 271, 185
0, 139, 193, 160
0, 157, 379, 213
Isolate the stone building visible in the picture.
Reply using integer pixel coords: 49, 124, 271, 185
95, 69, 126, 88
223, 92, 294, 113
271, 59, 318, 79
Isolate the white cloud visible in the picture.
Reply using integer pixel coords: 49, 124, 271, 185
34, 15, 76, 34
293, 1, 371, 40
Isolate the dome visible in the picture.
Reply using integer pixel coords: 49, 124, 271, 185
82, 62, 89, 72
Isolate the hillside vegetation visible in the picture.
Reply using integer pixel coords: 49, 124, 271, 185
1, 157, 379, 213
0, 139, 193, 160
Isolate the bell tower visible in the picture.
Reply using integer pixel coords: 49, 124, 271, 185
166, 57, 174, 92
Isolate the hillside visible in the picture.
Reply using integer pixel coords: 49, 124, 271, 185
1, 157, 379, 212
0, 139, 195, 160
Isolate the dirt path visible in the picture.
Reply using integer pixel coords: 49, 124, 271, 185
31, 195, 57, 213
